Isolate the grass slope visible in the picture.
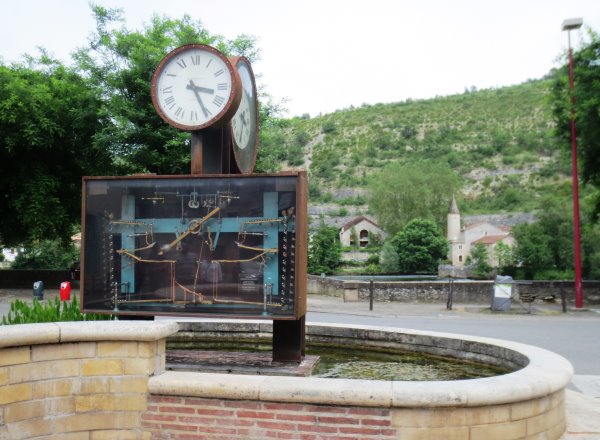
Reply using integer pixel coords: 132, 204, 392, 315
258, 79, 576, 219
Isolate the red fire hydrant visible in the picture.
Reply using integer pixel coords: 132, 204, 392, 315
59, 281, 71, 301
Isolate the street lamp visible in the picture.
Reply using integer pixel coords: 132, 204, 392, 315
561, 17, 583, 309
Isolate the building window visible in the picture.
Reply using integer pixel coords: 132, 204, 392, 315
359, 229, 369, 248
459, 255, 463, 263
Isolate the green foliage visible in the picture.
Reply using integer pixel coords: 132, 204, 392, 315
368, 161, 461, 235
254, 120, 309, 172
469, 244, 493, 279
550, 30, 600, 216
0, 58, 112, 246
512, 222, 554, 279
390, 219, 448, 274
494, 241, 516, 274
308, 221, 342, 275
582, 221, 600, 279
321, 120, 336, 134
1, 296, 111, 325
379, 240, 399, 273
11, 239, 79, 270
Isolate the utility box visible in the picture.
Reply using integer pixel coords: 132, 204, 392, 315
60, 281, 71, 301
33, 281, 44, 300
492, 275, 513, 311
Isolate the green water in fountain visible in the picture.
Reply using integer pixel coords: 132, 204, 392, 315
307, 346, 509, 380
167, 340, 510, 381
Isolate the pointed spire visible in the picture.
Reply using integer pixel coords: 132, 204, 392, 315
448, 195, 459, 214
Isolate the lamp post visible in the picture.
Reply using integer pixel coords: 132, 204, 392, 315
561, 18, 583, 309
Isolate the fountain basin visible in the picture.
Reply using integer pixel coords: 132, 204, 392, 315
155, 321, 572, 439
0, 321, 572, 440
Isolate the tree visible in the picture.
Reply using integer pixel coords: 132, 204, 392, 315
468, 243, 493, 279
308, 221, 341, 275
368, 161, 461, 235
494, 241, 516, 274
379, 241, 399, 273
536, 204, 574, 272
512, 222, 553, 279
582, 222, 600, 279
0, 57, 112, 246
391, 219, 448, 274
73, 5, 261, 175
550, 29, 600, 216
12, 239, 79, 270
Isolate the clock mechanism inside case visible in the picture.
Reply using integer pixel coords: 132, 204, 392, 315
81, 174, 304, 319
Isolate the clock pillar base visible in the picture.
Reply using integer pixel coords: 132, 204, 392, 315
272, 316, 305, 363
191, 129, 232, 174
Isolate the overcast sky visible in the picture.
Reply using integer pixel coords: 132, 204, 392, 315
1, 0, 598, 117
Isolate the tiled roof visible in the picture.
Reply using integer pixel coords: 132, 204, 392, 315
472, 235, 510, 245
341, 215, 381, 231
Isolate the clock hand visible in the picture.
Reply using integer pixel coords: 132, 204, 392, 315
185, 81, 214, 95
186, 80, 210, 118
195, 86, 215, 94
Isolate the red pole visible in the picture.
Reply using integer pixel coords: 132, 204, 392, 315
568, 42, 584, 309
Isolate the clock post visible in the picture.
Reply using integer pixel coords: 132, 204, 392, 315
190, 129, 233, 174
152, 45, 306, 363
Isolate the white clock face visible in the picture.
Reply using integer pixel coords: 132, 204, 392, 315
154, 46, 235, 130
230, 59, 258, 173
232, 91, 252, 150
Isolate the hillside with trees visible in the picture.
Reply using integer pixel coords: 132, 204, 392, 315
257, 79, 573, 218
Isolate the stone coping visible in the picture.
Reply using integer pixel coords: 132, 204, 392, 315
0, 320, 180, 349
151, 322, 573, 409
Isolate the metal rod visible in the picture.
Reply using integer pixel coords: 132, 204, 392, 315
567, 34, 584, 309
447, 279, 454, 310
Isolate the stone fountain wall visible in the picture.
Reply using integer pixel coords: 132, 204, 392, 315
0, 321, 572, 440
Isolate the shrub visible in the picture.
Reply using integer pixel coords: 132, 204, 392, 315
1, 296, 112, 325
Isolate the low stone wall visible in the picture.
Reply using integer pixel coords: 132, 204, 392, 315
307, 275, 494, 303
308, 275, 600, 304
355, 280, 495, 303
307, 275, 345, 297
0, 321, 177, 439
0, 321, 573, 440
157, 322, 572, 440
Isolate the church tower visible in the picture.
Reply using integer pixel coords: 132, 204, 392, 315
447, 195, 461, 242
447, 195, 465, 266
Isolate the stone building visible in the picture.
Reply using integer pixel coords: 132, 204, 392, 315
447, 196, 514, 267
339, 215, 386, 248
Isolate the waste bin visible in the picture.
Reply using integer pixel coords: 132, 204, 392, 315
33, 281, 44, 300
491, 275, 513, 311
60, 281, 71, 301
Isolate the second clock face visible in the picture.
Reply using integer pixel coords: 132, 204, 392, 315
152, 45, 240, 131
230, 57, 259, 173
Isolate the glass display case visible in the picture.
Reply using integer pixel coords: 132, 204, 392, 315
81, 172, 307, 319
